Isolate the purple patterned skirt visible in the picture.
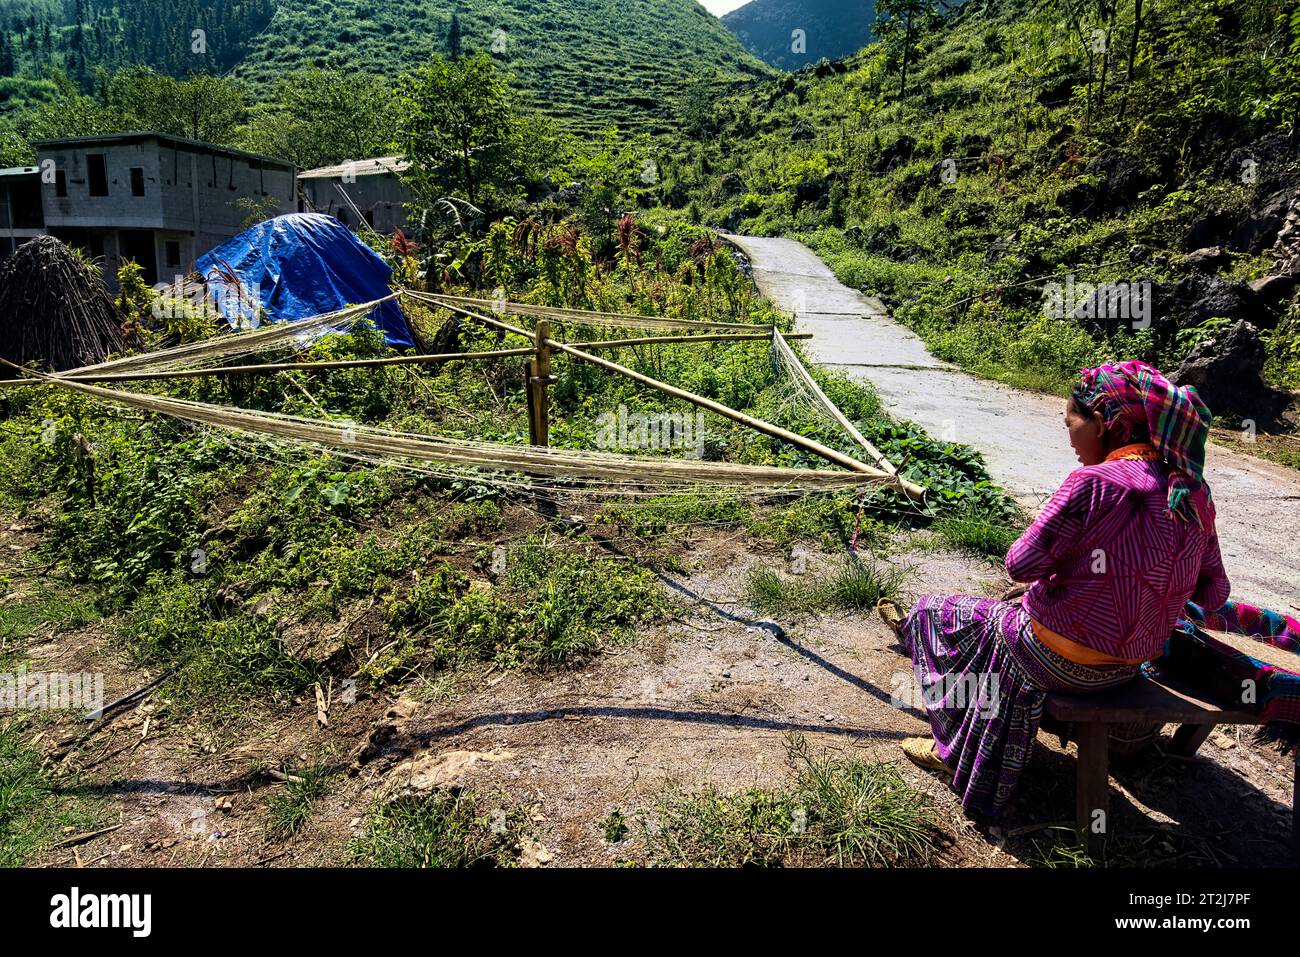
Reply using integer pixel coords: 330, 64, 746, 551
902, 594, 1138, 817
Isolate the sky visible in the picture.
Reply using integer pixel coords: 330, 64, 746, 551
697, 0, 751, 16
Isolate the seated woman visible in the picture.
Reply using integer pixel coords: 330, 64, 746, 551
894, 359, 1231, 817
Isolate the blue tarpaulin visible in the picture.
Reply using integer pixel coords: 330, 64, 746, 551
195, 212, 413, 347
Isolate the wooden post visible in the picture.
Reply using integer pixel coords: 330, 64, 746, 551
1292, 748, 1299, 864
524, 358, 538, 444
527, 319, 552, 447
1168, 722, 1215, 757
1075, 722, 1110, 857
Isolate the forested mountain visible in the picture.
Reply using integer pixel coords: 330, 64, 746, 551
666, 0, 1300, 415
0, 0, 274, 79
722, 0, 876, 70
0, 0, 770, 134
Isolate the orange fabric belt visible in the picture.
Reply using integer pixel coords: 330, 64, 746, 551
1105, 442, 1160, 463
1030, 618, 1146, 666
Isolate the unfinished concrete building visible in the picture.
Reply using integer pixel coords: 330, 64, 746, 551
297, 156, 412, 236
0, 164, 46, 257
34, 132, 297, 287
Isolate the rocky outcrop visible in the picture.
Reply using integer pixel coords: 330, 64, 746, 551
872, 135, 916, 173
1248, 273, 1298, 309
1172, 320, 1286, 418
1056, 152, 1154, 216
1228, 186, 1299, 254
1181, 246, 1230, 273
1183, 185, 1300, 259
717, 171, 747, 199
1268, 192, 1300, 275
1186, 277, 1276, 330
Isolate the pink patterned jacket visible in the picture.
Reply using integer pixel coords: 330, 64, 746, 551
1006, 458, 1231, 662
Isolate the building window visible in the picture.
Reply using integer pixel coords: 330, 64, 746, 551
166, 241, 181, 268
87, 154, 108, 196
130, 167, 145, 197
55, 170, 67, 197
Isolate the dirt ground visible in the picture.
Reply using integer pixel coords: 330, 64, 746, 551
10, 518, 1297, 869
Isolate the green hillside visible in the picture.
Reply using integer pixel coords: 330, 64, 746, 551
0, 0, 771, 135
661, 0, 1300, 416
723, 0, 877, 69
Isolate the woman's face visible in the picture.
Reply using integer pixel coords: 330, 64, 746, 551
1066, 401, 1107, 466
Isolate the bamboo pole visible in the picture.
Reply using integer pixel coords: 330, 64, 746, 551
3, 361, 887, 492
419, 292, 761, 332
573, 331, 812, 348
435, 300, 896, 483
0, 334, 811, 388
0, 348, 538, 386
772, 330, 926, 500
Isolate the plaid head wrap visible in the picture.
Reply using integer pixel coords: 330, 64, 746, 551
1076, 359, 1212, 524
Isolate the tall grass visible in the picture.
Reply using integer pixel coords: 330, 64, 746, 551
746, 555, 905, 616
0, 724, 103, 866
644, 735, 937, 867
265, 763, 333, 841
932, 510, 1026, 561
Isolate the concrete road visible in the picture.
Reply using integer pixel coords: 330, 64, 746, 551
727, 233, 1300, 614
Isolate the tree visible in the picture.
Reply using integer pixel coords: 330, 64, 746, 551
447, 11, 463, 59
18, 68, 112, 142
563, 125, 652, 247
239, 67, 398, 169
103, 68, 246, 144
875, 0, 936, 100
394, 54, 531, 220
1117, 0, 1144, 123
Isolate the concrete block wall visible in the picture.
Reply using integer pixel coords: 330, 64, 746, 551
301, 173, 411, 234
35, 135, 296, 288
41, 141, 165, 230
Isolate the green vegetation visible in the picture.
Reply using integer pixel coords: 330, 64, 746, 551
351, 789, 531, 867
0, 722, 103, 866
723, 0, 877, 70
374, 538, 668, 681
395, 53, 549, 215
0, 582, 95, 657
266, 762, 334, 841
662, 0, 1300, 400
933, 509, 1027, 562
745, 554, 906, 615
600, 808, 628, 843
644, 736, 938, 867
0, 0, 768, 141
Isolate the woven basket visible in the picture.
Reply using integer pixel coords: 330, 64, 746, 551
1108, 720, 1160, 756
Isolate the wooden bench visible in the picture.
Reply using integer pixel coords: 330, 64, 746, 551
1043, 672, 1300, 860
